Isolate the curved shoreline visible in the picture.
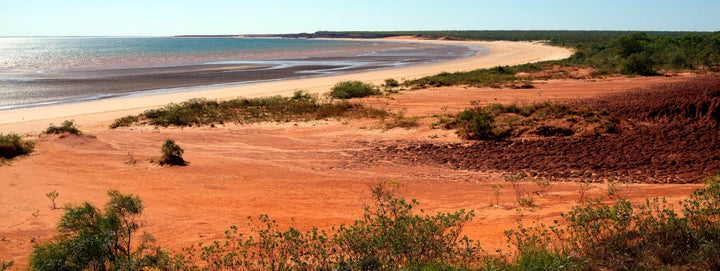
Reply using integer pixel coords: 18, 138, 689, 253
0, 40, 573, 134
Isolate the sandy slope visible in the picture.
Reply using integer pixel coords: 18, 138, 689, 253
0, 73, 704, 268
0, 40, 572, 134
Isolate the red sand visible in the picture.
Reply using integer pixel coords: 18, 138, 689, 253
0, 74, 708, 268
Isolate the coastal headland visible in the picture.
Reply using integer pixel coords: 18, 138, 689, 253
1, 38, 712, 268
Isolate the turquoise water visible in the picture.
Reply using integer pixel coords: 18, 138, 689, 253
0, 37, 479, 109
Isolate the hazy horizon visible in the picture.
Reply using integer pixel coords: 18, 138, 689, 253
1, 0, 718, 37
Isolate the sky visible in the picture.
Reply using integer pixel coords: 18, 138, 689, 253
1, 0, 718, 36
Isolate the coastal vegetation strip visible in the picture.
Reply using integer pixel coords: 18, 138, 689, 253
26, 176, 720, 270
109, 90, 389, 128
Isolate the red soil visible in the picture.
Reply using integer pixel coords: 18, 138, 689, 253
0, 74, 711, 268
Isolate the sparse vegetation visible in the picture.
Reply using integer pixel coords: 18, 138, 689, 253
505, 172, 535, 208
329, 80, 380, 99
20, 176, 720, 270
507, 174, 720, 270
160, 139, 186, 166
0, 260, 13, 271
110, 91, 387, 128
447, 101, 620, 141
383, 109, 420, 129
0, 133, 35, 160
44, 120, 81, 135
175, 184, 482, 270
30, 191, 162, 271
45, 190, 59, 210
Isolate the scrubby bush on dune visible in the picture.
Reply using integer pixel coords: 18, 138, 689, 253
329, 80, 380, 99
0, 133, 35, 160
109, 91, 388, 128
447, 101, 619, 141
160, 139, 186, 166
507, 174, 720, 270
44, 120, 81, 135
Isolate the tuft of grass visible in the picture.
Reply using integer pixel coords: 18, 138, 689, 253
329, 80, 380, 99
45, 120, 81, 135
0, 133, 35, 160
110, 91, 388, 128
383, 109, 420, 129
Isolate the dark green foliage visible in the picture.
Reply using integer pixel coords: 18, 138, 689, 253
456, 109, 499, 140
507, 175, 720, 270
405, 66, 525, 88
30, 191, 162, 271
0, 133, 34, 159
160, 139, 186, 166
384, 78, 400, 88
179, 184, 481, 270
334, 185, 480, 269
330, 80, 380, 99
110, 91, 384, 128
449, 102, 615, 140
44, 120, 81, 135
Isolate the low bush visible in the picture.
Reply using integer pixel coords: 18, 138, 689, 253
0, 133, 35, 160
177, 184, 482, 270
160, 139, 186, 166
448, 102, 618, 141
383, 78, 400, 88
44, 120, 81, 135
110, 91, 387, 128
30, 191, 162, 271
329, 80, 380, 99
507, 174, 720, 270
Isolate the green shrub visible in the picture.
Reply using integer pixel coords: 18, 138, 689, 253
178, 184, 482, 270
384, 78, 400, 88
506, 174, 720, 270
30, 191, 163, 271
160, 139, 186, 166
329, 80, 380, 99
0, 133, 35, 159
334, 185, 480, 269
455, 109, 502, 140
44, 120, 81, 135
110, 92, 386, 128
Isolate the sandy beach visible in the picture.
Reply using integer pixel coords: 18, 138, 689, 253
2, 37, 714, 268
0, 40, 572, 134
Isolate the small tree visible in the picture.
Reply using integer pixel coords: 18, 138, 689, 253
30, 190, 159, 270
46, 190, 59, 210
160, 139, 186, 166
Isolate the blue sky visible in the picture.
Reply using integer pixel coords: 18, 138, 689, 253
1, 0, 718, 36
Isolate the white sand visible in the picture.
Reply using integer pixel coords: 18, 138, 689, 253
0, 40, 572, 134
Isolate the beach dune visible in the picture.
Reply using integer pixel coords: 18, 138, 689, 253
0, 40, 572, 134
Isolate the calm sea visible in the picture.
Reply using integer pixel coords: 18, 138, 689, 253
0, 37, 479, 110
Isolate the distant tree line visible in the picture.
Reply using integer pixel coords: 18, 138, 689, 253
310, 31, 719, 75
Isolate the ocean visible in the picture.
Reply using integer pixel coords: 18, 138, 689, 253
0, 37, 480, 110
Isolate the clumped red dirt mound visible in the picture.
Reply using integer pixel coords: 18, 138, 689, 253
361, 76, 720, 183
